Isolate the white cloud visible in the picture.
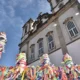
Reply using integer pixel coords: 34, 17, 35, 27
37, 0, 51, 13
20, 0, 33, 8
7, 0, 18, 7
0, 0, 50, 33
6, 5, 15, 17
7, 0, 33, 8
0, 6, 7, 23
0, 0, 51, 66
0, 1, 15, 18
0, 4, 24, 32
0, 0, 6, 5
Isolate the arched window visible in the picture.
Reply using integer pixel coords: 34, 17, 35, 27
27, 23, 30, 33
25, 26, 27, 33
67, 21, 78, 37
59, 3, 64, 8
46, 31, 54, 51
37, 38, 44, 57
23, 23, 29, 34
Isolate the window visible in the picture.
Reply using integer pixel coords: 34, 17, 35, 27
25, 26, 27, 33
27, 24, 30, 33
47, 32, 54, 51
38, 39, 44, 57
59, 3, 64, 8
22, 28, 25, 36
30, 44, 35, 60
24, 24, 30, 34
67, 21, 78, 37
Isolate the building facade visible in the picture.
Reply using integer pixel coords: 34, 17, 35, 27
19, 0, 80, 66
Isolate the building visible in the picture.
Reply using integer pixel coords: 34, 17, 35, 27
19, 0, 80, 66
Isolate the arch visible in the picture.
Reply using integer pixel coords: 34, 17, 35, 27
46, 31, 54, 51
37, 38, 43, 43
66, 21, 78, 37
46, 31, 53, 36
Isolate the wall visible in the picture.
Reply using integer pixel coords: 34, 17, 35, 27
29, 38, 80, 66
21, 34, 28, 42
58, 6, 80, 44
51, 0, 69, 13
51, 0, 57, 8
20, 44, 27, 53
29, 49, 63, 66
20, 3, 80, 66
28, 22, 61, 61
67, 39, 80, 64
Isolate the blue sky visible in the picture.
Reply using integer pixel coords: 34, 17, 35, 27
0, 0, 51, 67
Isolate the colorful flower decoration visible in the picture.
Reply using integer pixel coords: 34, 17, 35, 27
0, 32, 7, 58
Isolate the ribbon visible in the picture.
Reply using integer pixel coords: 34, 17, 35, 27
21, 71, 25, 80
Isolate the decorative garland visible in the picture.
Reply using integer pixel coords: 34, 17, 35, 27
0, 53, 79, 80
0, 32, 7, 58
0, 32, 80, 80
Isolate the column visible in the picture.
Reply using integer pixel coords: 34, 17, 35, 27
56, 20, 68, 55
26, 41, 29, 64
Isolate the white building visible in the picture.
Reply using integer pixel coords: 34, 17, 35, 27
19, 0, 80, 66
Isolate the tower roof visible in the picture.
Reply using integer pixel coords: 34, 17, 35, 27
27, 18, 34, 23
